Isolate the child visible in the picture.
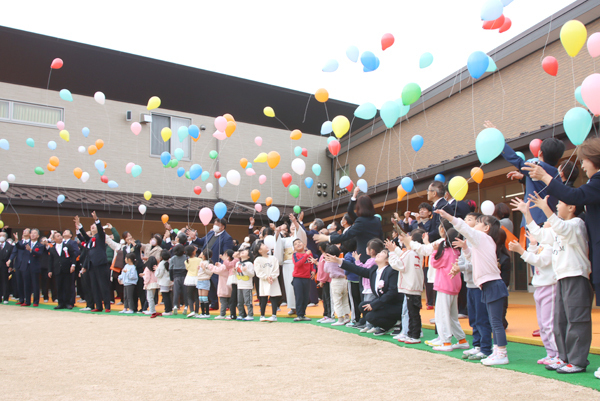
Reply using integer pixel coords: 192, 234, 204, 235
118, 253, 138, 314
236, 248, 255, 321
156, 250, 173, 316
512, 194, 591, 373
196, 248, 214, 318
341, 239, 361, 326
323, 244, 351, 326
169, 244, 187, 315
254, 240, 282, 322
143, 256, 160, 318
292, 238, 316, 322
315, 242, 334, 324
184, 245, 200, 318
508, 230, 557, 364
352, 238, 385, 331
212, 250, 236, 320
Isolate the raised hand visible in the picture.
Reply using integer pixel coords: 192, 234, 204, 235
73, 216, 80, 226
91, 211, 98, 221
522, 162, 549, 182
510, 197, 529, 214
507, 240, 524, 255
452, 238, 467, 249
507, 171, 524, 181
249, 217, 255, 226
525, 231, 537, 246
384, 239, 396, 252
422, 232, 430, 245
352, 251, 361, 261
483, 120, 496, 129
353, 186, 360, 198
528, 192, 549, 211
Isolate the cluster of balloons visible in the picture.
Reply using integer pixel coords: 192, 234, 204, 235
213, 114, 237, 141
254, 151, 281, 169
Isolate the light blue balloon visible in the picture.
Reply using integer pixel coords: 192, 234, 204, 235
486, 57, 497, 72
476, 128, 505, 164
305, 177, 314, 188
177, 167, 185, 177
419, 52, 434, 69
401, 177, 414, 193
481, 0, 504, 21
563, 107, 592, 146
354, 103, 377, 120
82, 127, 90, 137
312, 164, 321, 176
357, 178, 368, 193
47, 141, 57, 150
339, 175, 351, 188
502, 0, 513, 5
411, 135, 424, 152
321, 121, 333, 135
218, 177, 227, 187
188, 125, 200, 139
131, 165, 142, 177
0, 139, 8, 150
246, 162, 252, 169
575, 86, 587, 108
394, 99, 411, 117
214, 202, 227, 219
26, 138, 34, 147
94, 159, 104, 171
59, 89, 73, 102
57, 195, 65, 204
380, 101, 401, 128
267, 206, 280, 222
108, 180, 118, 188
98, 168, 105, 175
467, 51, 489, 80
178, 126, 189, 142
160, 151, 171, 166
360, 51, 377, 71
174, 148, 184, 161
435, 174, 445, 183
327, 137, 336, 145
516, 151, 526, 161
201, 171, 210, 181
363, 56, 380, 72
356, 164, 366, 177
346, 46, 359, 63
322, 59, 339, 72
189, 164, 202, 180
294, 146, 302, 157
374, 214, 382, 221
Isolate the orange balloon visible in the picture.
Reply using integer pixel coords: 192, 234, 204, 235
49, 156, 60, 167
47, 163, 56, 172
266, 197, 273, 206
103, 161, 107, 169
251, 189, 261, 203
315, 88, 329, 103
192, 134, 200, 142
88, 145, 98, 155
240, 158, 248, 169
223, 113, 235, 123
73, 167, 83, 179
267, 151, 281, 169
397, 186, 407, 201
95, 139, 104, 150
470, 167, 484, 184
290, 129, 302, 140
226, 121, 236, 137
161, 214, 169, 224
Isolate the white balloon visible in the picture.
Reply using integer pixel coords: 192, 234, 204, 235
138, 204, 147, 215
206, 183, 214, 192
78, 146, 86, 153
226, 170, 241, 186
7, 174, 15, 183
481, 200, 495, 216
291, 158, 306, 175
94, 91, 106, 105
357, 179, 368, 193
264, 235, 276, 250
81, 172, 90, 183
0, 181, 8, 192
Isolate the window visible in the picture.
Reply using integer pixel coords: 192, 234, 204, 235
0, 99, 62, 127
335, 164, 349, 186
150, 114, 192, 159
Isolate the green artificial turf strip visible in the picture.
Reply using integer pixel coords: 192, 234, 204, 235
6, 301, 599, 390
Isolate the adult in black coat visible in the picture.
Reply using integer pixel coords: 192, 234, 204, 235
9, 229, 30, 304
48, 232, 77, 309
427, 181, 455, 242
18, 228, 44, 306
0, 232, 14, 303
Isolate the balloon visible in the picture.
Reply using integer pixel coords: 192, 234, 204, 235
255, 204, 262, 212
170, 159, 178, 168
354, 103, 377, 120
357, 179, 368, 193
176, 126, 188, 142
263, 107, 275, 117
160, 214, 169, 224
282, 173, 292, 188
88, 145, 97, 155
293, 205, 301, 214
26, 138, 34, 147
291, 158, 306, 175
448, 176, 469, 201
250, 189, 261, 203
328, 139, 341, 156
516, 151, 526, 161
225, 121, 236, 137
267, 206, 280, 222
410, 135, 424, 152
214, 172, 221, 179
398, 177, 412, 193
47, 164, 56, 172
238, 158, 248, 169
267, 151, 281, 169
96, 140, 104, 150
318, 121, 332, 137
51, 58, 63, 69
435, 174, 445, 182
147, 96, 161, 110
502, 0, 513, 5
289, 185, 300, 198
315, 88, 329, 103
259, 175, 267, 184
81, 172, 89, 182
499, 17, 511, 33
49, 156, 60, 167
322, 59, 339, 72
560, 20, 587, 57
486, 57, 497, 72
304, 177, 314, 188
246, 168, 256, 176
360, 51, 377, 71
46, 140, 55, 150
214, 202, 227, 219
59, 130, 70, 142
312, 164, 322, 176
188, 125, 200, 139
199, 207, 213, 225
75, 146, 84, 153
419, 52, 433, 68
467, 51, 489, 79
226, 170, 241, 186
380, 101, 401, 128
381, 33, 394, 50
471, 167, 484, 184
206, 183, 213, 192
397, 186, 407, 201
481, 200, 495, 216
94, 92, 105, 105
483, 14, 505, 30
223, 113, 235, 123
100, 175, 108, 184
59, 89, 73, 102
563, 107, 592, 146
173, 148, 184, 161
214, 116, 227, 132
255, 136, 263, 146
581, 73, 600, 116
346, 46, 359, 62
131, 165, 142, 178
0, 180, 9, 193
264, 235, 276, 250
160, 151, 171, 166
93, 159, 103, 171
209, 150, 218, 159
138, 205, 146, 215
199, 171, 208, 181
530, 139, 542, 158
189, 164, 202, 180
475, 128, 505, 164
81, 127, 90, 138
542, 56, 558, 76
141, 191, 151, 201
73, 168, 83, 179
177, 167, 185, 177
161, 127, 172, 142
355, 164, 366, 178
293, 146, 302, 157
218, 177, 227, 187
402, 83, 422, 106
122, 162, 134, 175
7, 174, 15, 183
290, 129, 302, 140
588, 32, 600, 58
481, 0, 503, 21
108, 180, 118, 189
575, 86, 587, 108
0, 203, 3, 213
332, 115, 350, 138
57, 194, 65, 204
339, 176, 351, 188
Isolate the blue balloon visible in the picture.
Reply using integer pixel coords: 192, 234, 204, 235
267, 206, 280, 222
131, 165, 142, 177
246, 162, 252, 169
108, 180, 118, 188
201, 171, 210, 181
218, 177, 227, 187
312, 164, 321, 176
189, 164, 202, 180
26, 138, 34, 147
160, 151, 171, 166
401, 177, 414, 193
393, 99, 411, 118
82, 127, 90, 137
188, 125, 200, 139
214, 202, 227, 219
360, 51, 377, 71
174, 148, 184, 161
339, 175, 351, 188
435, 174, 445, 183
419, 52, 434, 69
57, 194, 65, 204
374, 214, 382, 221
354, 103, 377, 120
346, 46, 359, 63
575, 86, 587, 108
321, 121, 333, 135
0, 139, 8, 150
516, 152, 526, 161
305, 177, 313, 188
363, 56, 380, 72
47, 141, 57, 150
380, 101, 400, 128
481, 0, 504, 21
322, 59, 339, 72
476, 128, 505, 164
94, 159, 104, 171
563, 107, 592, 146
411, 135, 424, 152
356, 164, 366, 177
501, 0, 512, 5
486, 57, 497, 72
59, 89, 73, 102
357, 179, 368, 193
467, 51, 489, 80
294, 146, 302, 157
177, 167, 185, 177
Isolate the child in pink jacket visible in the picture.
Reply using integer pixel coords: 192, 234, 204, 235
143, 256, 160, 318
211, 250, 237, 319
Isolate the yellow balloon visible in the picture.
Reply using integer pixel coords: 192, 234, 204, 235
560, 20, 587, 57
0, 221, 3, 229
147, 96, 161, 110
0, 202, 4, 214
144, 191, 152, 201
397, 186, 407, 201
267, 151, 281, 169
254, 152, 268, 163
448, 176, 469, 201
332, 115, 350, 139
263, 107, 275, 118
161, 127, 172, 142
290, 129, 302, 140
59, 130, 70, 142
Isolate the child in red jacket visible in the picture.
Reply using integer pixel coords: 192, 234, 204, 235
292, 238, 315, 321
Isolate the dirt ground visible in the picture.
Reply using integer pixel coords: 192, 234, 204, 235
0, 307, 596, 401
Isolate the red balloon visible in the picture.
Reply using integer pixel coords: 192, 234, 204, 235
530, 139, 542, 158
381, 33, 394, 51
51, 58, 63, 69
483, 15, 505, 30
100, 175, 108, 183
328, 140, 341, 156
301, 148, 308, 157
499, 17, 511, 33
214, 172, 221, 179
194, 186, 202, 195
346, 181, 354, 192
281, 173, 292, 188
542, 56, 558, 77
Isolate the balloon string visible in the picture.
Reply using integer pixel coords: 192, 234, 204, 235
539, 13, 553, 63
301, 94, 313, 124
382, 129, 391, 211
6, 197, 20, 224
275, 117, 290, 131
323, 103, 330, 122
45, 69, 52, 107
471, 82, 476, 144
552, 77, 556, 137
571, 58, 576, 107
374, 129, 388, 195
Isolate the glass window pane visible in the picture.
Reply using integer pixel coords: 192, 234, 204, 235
12, 102, 61, 125
170, 117, 192, 159
151, 115, 170, 156
0, 101, 8, 119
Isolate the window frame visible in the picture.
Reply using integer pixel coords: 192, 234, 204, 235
149, 112, 192, 161
0, 98, 63, 128
335, 164, 349, 187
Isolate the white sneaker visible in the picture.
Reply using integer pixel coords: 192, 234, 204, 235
236, 316, 244, 320
462, 347, 480, 358
331, 320, 346, 326
433, 344, 454, 352
452, 341, 470, 350
366, 327, 378, 333
162, 312, 173, 316
468, 352, 488, 360
2, 301, 8, 304
280, 302, 287, 306
594, 368, 600, 379
260, 316, 267, 322
482, 353, 509, 366
287, 310, 296, 316
43, 299, 48, 303
215, 315, 226, 320
425, 337, 442, 347
323, 317, 336, 324
123, 310, 134, 314
307, 303, 316, 307
244, 316, 254, 321
266, 316, 277, 322
187, 312, 196, 318
143, 311, 152, 315
118, 310, 126, 314
404, 337, 421, 344
80, 307, 91, 312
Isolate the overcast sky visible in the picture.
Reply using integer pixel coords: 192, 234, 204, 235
1, 0, 575, 107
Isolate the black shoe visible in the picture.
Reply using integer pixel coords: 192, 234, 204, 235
54, 305, 65, 310
354, 324, 366, 330
66, 305, 73, 310
373, 328, 391, 336
391, 328, 402, 336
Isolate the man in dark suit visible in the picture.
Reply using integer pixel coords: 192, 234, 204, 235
48, 231, 77, 309
61, 229, 80, 306
17, 228, 44, 307
9, 228, 30, 304
0, 231, 14, 304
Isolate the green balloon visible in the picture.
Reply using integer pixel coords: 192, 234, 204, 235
401, 83, 422, 106
289, 184, 300, 198
185, 171, 191, 179
173, 229, 179, 234
171, 159, 178, 168
293, 205, 301, 214
209, 150, 218, 159
34, 167, 44, 175
164, 160, 171, 168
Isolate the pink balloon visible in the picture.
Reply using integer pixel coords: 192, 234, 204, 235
588, 33, 600, 58
214, 116, 227, 132
213, 130, 227, 141
245, 168, 256, 176
57, 121, 65, 130
125, 162, 135, 174
131, 122, 142, 135
255, 204, 262, 212
259, 174, 267, 184
199, 207, 213, 226
581, 73, 600, 116
255, 136, 262, 146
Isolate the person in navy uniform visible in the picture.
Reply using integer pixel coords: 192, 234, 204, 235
48, 231, 77, 309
